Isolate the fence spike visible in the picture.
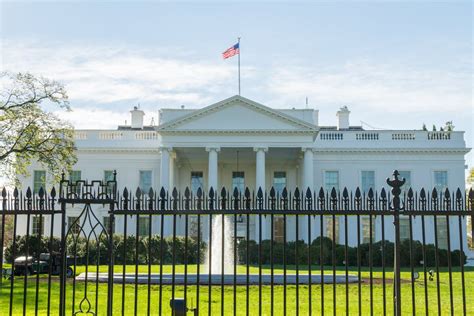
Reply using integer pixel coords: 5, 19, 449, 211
209, 187, 214, 199
233, 187, 239, 199
420, 188, 426, 200
368, 188, 374, 199
26, 187, 32, 199
172, 187, 178, 199
380, 187, 387, 200
355, 187, 361, 199
444, 188, 450, 200
342, 187, 349, 199
50, 187, 56, 198
294, 187, 300, 199
38, 187, 45, 198
244, 187, 250, 199
318, 187, 325, 200
1, 187, 6, 198
305, 187, 312, 199
257, 187, 263, 199
270, 186, 276, 199
432, 188, 438, 200
221, 187, 226, 198
456, 188, 462, 201
184, 187, 190, 198
148, 188, 154, 199
13, 187, 18, 198
135, 187, 142, 198
282, 187, 288, 199
196, 187, 202, 198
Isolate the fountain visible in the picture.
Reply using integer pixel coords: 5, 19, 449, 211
204, 214, 235, 275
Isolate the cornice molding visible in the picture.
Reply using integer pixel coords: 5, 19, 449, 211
157, 95, 318, 132
78, 148, 160, 154
158, 129, 316, 135
312, 148, 471, 154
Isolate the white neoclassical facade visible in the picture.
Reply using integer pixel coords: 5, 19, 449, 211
19, 95, 472, 257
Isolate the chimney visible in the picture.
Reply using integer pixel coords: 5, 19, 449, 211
312, 109, 319, 126
130, 106, 145, 129
336, 106, 350, 130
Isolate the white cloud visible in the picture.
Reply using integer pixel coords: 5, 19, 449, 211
1, 40, 235, 105
265, 60, 471, 114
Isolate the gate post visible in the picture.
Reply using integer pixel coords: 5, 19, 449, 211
107, 201, 115, 315
58, 198, 67, 316
387, 170, 405, 316
106, 172, 117, 316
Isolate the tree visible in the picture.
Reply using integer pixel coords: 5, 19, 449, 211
0, 72, 77, 182
445, 121, 455, 132
467, 168, 474, 188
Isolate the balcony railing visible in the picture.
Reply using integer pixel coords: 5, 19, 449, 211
317, 130, 464, 148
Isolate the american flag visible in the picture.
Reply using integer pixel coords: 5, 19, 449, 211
222, 43, 239, 59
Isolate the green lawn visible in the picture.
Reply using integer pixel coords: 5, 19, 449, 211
1, 265, 473, 315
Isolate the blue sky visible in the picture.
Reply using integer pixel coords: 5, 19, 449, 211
1, 1, 473, 173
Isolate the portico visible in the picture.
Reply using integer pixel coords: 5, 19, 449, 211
156, 95, 319, 241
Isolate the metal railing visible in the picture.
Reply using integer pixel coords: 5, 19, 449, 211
0, 170, 473, 315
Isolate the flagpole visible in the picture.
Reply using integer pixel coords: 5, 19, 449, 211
238, 37, 241, 95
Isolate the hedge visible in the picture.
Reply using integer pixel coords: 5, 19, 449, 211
236, 237, 466, 267
4, 235, 206, 265
4, 235, 466, 267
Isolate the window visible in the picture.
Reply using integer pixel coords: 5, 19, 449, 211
274, 217, 285, 243
104, 170, 115, 194
68, 216, 81, 235
32, 216, 44, 236
362, 216, 375, 244
33, 170, 46, 194
398, 171, 411, 194
273, 171, 287, 195
103, 216, 115, 234
434, 171, 448, 195
138, 216, 150, 236
139, 171, 152, 194
191, 172, 203, 194
69, 170, 82, 194
400, 217, 410, 240
324, 171, 339, 193
326, 217, 339, 242
361, 171, 375, 194
436, 217, 448, 250
232, 171, 245, 193
69, 170, 81, 183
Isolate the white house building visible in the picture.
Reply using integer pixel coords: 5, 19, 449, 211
18, 95, 472, 257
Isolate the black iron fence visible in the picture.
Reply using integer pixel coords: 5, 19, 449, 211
0, 170, 473, 315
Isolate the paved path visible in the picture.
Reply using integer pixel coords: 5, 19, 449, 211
76, 273, 359, 285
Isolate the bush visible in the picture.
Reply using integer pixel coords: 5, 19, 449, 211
4, 234, 206, 265
4, 234, 466, 267
236, 237, 466, 267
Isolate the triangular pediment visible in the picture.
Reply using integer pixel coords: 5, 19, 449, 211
158, 95, 317, 133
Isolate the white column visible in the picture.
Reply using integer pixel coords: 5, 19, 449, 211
159, 146, 172, 236
204, 147, 220, 243
254, 147, 268, 241
301, 148, 314, 242
302, 148, 314, 191
159, 146, 171, 191
206, 147, 220, 192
